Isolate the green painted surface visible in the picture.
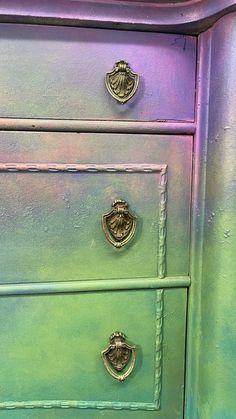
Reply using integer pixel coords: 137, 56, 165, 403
0, 291, 156, 403
0, 289, 187, 418
0, 131, 191, 417
186, 13, 236, 419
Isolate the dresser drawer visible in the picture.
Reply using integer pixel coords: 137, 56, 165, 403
0, 132, 192, 283
0, 288, 186, 418
0, 24, 196, 121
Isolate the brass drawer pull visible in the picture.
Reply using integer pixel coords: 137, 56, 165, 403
101, 332, 136, 382
102, 200, 137, 248
105, 60, 139, 104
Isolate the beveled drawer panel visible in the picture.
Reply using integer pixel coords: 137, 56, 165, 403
0, 24, 196, 121
0, 132, 192, 283
0, 288, 186, 418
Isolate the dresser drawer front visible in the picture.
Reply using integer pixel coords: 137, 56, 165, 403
0, 132, 192, 283
0, 288, 186, 418
0, 24, 196, 121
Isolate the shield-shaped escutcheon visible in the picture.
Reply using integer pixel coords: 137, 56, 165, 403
101, 332, 136, 382
105, 60, 139, 104
102, 200, 137, 248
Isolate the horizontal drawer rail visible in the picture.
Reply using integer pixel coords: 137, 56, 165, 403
0, 277, 190, 296
0, 118, 196, 135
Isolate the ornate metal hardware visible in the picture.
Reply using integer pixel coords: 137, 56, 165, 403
102, 200, 137, 248
101, 332, 136, 382
105, 60, 139, 104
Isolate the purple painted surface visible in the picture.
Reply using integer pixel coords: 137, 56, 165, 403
0, 24, 196, 121
0, 118, 196, 134
0, 0, 235, 34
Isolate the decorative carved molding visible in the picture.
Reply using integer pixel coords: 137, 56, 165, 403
154, 289, 163, 409
0, 1, 235, 34
158, 165, 167, 279
0, 163, 165, 173
0, 162, 167, 277
0, 290, 163, 411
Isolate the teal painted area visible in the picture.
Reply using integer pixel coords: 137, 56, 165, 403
0, 411, 172, 419
210, 412, 235, 419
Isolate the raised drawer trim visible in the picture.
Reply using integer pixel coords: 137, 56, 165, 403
0, 290, 163, 411
0, 118, 196, 134
0, 162, 166, 173
0, 162, 167, 278
0, 277, 190, 295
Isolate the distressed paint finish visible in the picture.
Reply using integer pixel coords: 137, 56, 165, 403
186, 12, 236, 419
0, 130, 191, 417
0, 162, 167, 279
0, 24, 196, 121
0, 289, 187, 418
1, 3, 235, 418
0, 133, 192, 282
0, 121, 191, 418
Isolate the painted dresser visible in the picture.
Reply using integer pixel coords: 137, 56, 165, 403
0, 1, 235, 419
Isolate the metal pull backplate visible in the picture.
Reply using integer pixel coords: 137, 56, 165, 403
105, 60, 139, 104
102, 200, 137, 248
101, 331, 136, 382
